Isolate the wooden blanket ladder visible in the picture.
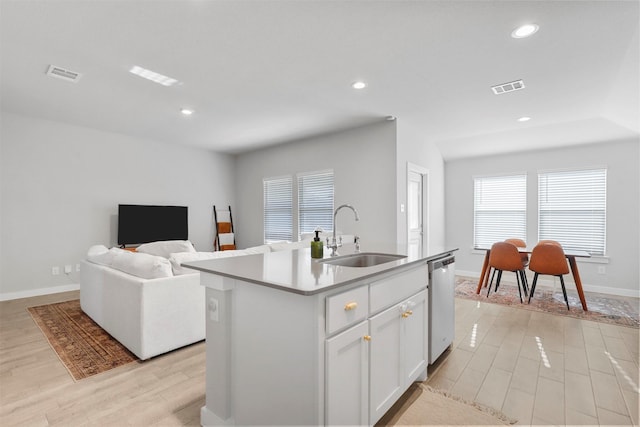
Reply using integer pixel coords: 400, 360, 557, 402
214, 205, 236, 251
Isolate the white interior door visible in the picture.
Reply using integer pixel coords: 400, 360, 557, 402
407, 164, 428, 258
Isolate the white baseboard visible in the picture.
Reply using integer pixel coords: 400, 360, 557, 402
0, 284, 80, 302
455, 270, 638, 298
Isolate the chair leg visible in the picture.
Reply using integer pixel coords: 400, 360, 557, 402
515, 271, 523, 303
559, 275, 570, 311
487, 269, 504, 297
528, 273, 539, 304
518, 270, 525, 296
521, 270, 529, 296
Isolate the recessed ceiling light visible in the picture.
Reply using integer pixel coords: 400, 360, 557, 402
180, 108, 194, 116
511, 24, 539, 39
352, 81, 367, 90
518, 116, 531, 122
129, 65, 179, 86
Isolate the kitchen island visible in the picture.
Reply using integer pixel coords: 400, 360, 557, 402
184, 243, 456, 426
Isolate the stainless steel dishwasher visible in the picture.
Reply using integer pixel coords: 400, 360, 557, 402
428, 254, 456, 364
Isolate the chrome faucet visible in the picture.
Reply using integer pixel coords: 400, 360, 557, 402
330, 204, 360, 256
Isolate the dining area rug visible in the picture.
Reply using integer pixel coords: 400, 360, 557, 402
27, 299, 139, 381
455, 276, 639, 328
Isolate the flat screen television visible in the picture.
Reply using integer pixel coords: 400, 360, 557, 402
117, 204, 188, 246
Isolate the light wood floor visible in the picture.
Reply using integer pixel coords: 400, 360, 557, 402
0, 291, 204, 426
427, 297, 639, 425
1, 290, 638, 426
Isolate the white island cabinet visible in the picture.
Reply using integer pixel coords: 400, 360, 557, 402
184, 244, 456, 426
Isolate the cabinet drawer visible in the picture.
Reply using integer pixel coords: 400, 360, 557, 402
326, 286, 369, 335
369, 265, 427, 314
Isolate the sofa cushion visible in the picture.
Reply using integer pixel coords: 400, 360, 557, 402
243, 244, 272, 254
87, 246, 123, 266
269, 241, 307, 251
88, 244, 109, 257
169, 250, 248, 275
136, 240, 195, 258
110, 250, 173, 279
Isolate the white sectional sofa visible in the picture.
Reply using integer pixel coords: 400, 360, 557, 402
80, 239, 308, 360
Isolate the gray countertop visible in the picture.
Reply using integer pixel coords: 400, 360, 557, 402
183, 243, 458, 295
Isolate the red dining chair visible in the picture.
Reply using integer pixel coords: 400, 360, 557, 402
487, 242, 527, 303
528, 243, 571, 310
537, 239, 562, 246
504, 238, 529, 294
505, 238, 528, 263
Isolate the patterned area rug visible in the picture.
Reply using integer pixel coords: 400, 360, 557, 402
456, 276, 639, 328
27, 299, 138, 381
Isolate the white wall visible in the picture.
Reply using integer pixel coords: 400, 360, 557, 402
0, 112, 235, 299
396, 121, 447, 252
445, 139, 640, 296
234, 121, 397, 249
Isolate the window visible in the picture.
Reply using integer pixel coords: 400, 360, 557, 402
538, 168, 606, 255
263, 170, 335, 243
474, 174, 527, 248
263, 176, 293, 243
298, 170, 334, 240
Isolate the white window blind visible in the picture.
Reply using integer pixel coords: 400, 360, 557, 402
263, 176, 293, 243
298, 170, 334, 239
474, 174, 527, 248
538, 168, 606, 255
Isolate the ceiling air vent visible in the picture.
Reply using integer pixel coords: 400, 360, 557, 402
491, 79, 524, 95
46, 65, 82, 83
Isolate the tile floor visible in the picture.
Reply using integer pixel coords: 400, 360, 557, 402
2, 290, 638, 425
426, 297, 639, 425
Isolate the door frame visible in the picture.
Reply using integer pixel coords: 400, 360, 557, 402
407, 162, 429, 256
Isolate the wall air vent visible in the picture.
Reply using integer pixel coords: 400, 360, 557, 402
46, 65, 82, 83
491, 79, 524, 95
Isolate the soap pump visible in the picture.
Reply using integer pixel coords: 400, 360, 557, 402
311, 229, 324, 259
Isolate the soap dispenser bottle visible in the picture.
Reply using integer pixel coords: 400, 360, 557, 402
311, 229, 324, 259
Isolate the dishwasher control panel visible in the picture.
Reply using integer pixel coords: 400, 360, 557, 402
428, 254, 455, 276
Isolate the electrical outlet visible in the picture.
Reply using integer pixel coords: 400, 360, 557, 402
76, 264, 81, 272
208, 297, 219, 322
64, 265, 72, 274
52, 266, 60, 275
598, 266, 606, 274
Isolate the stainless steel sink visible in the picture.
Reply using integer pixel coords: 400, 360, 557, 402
319, 252, 406, 267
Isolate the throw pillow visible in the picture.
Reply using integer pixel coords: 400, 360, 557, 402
110, 250, 173, 279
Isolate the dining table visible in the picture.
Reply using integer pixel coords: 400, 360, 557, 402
475, 245, 591, 311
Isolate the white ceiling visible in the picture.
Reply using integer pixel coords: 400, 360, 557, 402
1, 1, 638, 160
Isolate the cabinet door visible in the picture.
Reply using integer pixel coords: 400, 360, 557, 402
369, 303, 404, 424
326, 321, 369, 426
403, 290, 427, 384
369, 291, 428, 424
